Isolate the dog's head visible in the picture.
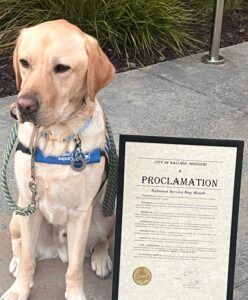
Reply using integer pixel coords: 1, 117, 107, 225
13, 19, 115, 127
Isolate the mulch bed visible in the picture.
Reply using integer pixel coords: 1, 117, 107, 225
1, 4, 248, 98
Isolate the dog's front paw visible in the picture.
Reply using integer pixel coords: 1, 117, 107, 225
1, 277, 33, 300
91, 247, 112, 278
1, 282, 30, 300
65, 287, 87, 300
1, 291, 22, 300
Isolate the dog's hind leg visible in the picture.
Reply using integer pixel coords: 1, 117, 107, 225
88, 197, 115, 279
9, 214, 21, 278
91, 239, 112, 278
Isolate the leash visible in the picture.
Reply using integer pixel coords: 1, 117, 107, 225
102, 117, 118, 217
1, 122, 35, 215
1, 119, 118, 217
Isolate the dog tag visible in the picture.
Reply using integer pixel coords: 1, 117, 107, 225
71, 152, 87, 171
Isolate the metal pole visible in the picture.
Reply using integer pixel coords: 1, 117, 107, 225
202, 0, 225, 65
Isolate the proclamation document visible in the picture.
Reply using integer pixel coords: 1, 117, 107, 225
113, 135, 243, 300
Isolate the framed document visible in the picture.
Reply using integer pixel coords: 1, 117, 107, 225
112, 135, 244, 300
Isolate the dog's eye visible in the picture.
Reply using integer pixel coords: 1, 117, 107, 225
54, 64, 71, 73
20, 59, 29, 68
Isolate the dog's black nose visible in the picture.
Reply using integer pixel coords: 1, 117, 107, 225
17, 93, 39, 114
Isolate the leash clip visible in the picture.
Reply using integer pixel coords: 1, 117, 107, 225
74, 134, 81, 150
29, 180, 37, 204
71, 135, 86, 171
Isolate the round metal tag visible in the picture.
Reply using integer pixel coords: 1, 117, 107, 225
71, 154, 87, 171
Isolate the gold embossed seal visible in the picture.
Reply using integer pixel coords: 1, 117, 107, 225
133, 267, 152, 285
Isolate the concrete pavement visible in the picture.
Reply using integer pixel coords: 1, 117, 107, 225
0, 42, 248, 299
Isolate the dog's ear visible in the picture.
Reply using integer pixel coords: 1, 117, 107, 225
85, 35, 115, 101
13, 35, 22, 91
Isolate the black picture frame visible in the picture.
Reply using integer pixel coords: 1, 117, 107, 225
112, 134, 244, 300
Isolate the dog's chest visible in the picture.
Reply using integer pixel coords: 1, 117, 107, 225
37, 165, 101, 226
15, 151, 105, 226
37, 171, 79, 226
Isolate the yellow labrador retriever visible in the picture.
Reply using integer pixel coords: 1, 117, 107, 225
1, 19, 115, 300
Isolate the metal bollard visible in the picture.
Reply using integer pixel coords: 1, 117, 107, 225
202, 0, 225, 65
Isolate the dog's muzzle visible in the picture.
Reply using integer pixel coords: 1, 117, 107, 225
17, 92, 40, 123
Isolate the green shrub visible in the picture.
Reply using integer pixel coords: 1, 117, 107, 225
185, 0, 244, 15
0, 0, 198, 60
0, 0, 245, 61
225, 0, 244, 10
187, 0, 214, 15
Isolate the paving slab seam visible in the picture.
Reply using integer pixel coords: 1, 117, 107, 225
139, 68, 208, 97
139, 68, 247, 115
234, 278, 248, 289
